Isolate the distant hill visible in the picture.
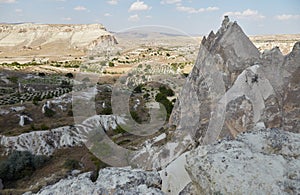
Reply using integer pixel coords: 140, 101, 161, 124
0, 23, 117, 62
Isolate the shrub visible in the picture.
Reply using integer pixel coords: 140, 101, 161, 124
0, 151, 49, 182
44, 107, 56, 117
108, 61, 114, 67
143, 93, 150, 99
133, 84, 143, 93
32, 96, 40, 105
38, 72, 46, 77
65, 73, 73, 78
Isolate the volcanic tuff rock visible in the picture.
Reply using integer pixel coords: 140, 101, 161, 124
0, 115, 125, 156
130, 16, 299, 170
170, 16, 299, 143
185, 128, 300, 194
0, 23, 117, 50
25, 167, 164, 195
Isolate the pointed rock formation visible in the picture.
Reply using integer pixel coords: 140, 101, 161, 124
170, 16, 299, 143
131, 16, 300, 170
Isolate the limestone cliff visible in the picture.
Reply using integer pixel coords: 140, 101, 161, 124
0, 23, 117, 51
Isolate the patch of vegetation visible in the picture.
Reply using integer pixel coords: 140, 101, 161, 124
7, 76, 18, 84
130, 110, 142, 123
32, 96, 41, 105
159, 85, 174, 97
101, 107, 112, 115
114, 124, 127, 134
108, 61, 114, 67
133, 84, 143, 93
143, 93, 150, 99
63, 159, 80, 170
60, 80, 72, 88
65, 73, 73, 78
44, 107, 56, 118
38, 72, 46, 77
40, 123, 49, 130
0, 151, 49, 184
155, 92, 174, 119
183, 73, 189, 77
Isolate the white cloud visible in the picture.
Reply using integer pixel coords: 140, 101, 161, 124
160, 0, 181, 4
128, 14, 140, 22
275, 14, 300, 21
74, 6, 87, 11
104, 13, 112, 17
146, 15, 152, 18
206, 7, 219, 11
62, 17, 72, 21
129, 1, 151, 12
107, 0, 118, 5
224, 9, 265, 19
15, 8, 22, 13
176, 5, 219, 14
0, 0, 16, 3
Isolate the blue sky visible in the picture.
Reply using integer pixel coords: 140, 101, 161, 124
0, 0, 300, 35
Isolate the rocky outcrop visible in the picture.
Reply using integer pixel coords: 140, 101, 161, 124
0, 23, 117, 51
25, 167, 164, 195
185, 128, 300, 194
130, 16, 300, 171
0, 115, 125, 156
170, 16, 299, 145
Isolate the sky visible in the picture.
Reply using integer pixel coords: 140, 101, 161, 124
0, 0, 300, 35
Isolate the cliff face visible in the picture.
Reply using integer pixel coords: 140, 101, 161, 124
0, 23, 117, 51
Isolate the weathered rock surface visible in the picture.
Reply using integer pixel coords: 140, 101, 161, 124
185, 128, 300, 194
25, 167, 164, 195
0, 115, 125, 156
171, 16, 299, 142
130, 16, 299, 171
0, 23, 117, 50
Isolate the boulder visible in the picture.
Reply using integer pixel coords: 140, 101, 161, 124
185, 128, 300, 194
26, 167, 164, 195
